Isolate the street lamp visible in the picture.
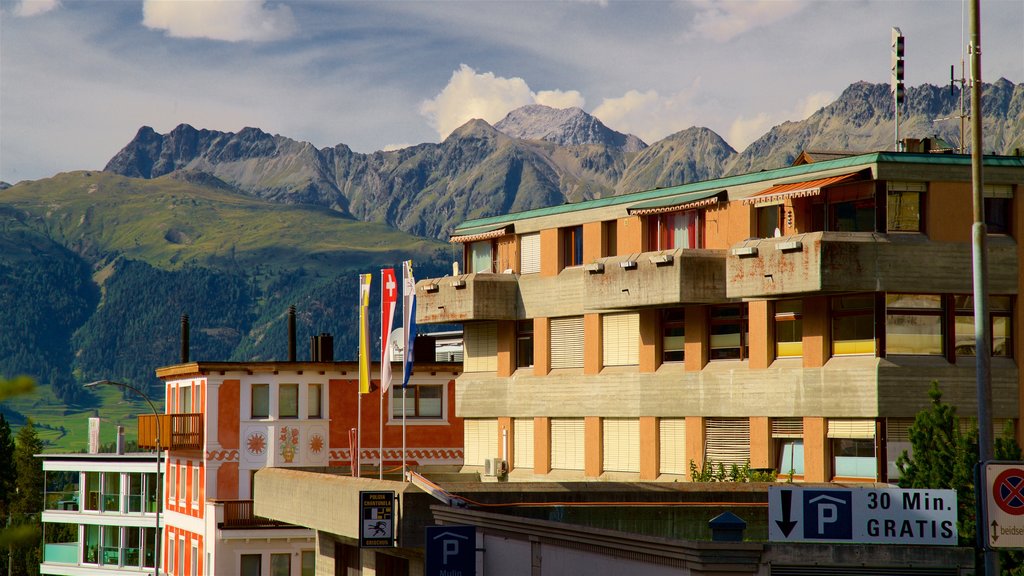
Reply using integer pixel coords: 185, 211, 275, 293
85, 380, 162, 576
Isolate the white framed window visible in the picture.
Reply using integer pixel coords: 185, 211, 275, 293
308, 383, 323, 419
279, 383, 299, 418
191, 467, 199, 506
251, 384, 269, 419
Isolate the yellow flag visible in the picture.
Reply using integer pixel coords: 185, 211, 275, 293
358, 273, 372, 394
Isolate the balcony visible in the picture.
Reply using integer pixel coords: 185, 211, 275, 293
416, 273, 519, 324
137, 413, 203, 450
219, 499, 294, 529
726, 232, 1018, 299
582, 249, 727, 310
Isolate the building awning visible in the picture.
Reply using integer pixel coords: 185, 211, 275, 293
450, 223, 512, 243
742, 172, 866, 205
627, 190, 725, 216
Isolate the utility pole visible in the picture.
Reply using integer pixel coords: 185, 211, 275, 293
968, 0, 998, 574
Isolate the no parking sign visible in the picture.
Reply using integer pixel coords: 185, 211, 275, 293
985, 462, 1024, 549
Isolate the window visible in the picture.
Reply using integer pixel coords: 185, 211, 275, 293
167, 538, 175, 576
658, 418, 686, 475
144, 528, 156, 568
661, 309, 685, 363
829, 419, 876, 480
128, 472, 143, 513
178, 466, 186, 503
464, 322, 498, 372
757, 205, 782, 238
709, 304, 748, 360
145, 472, 158, 514
885, 294, 942, 355
302, 550, 315, 576
514, 418, 534, 469
191, 545, 198, 576
391, 384, 443, 419
469, 239, 495, 273
647, 210, 699, 250
704, 418, 751, 468
271, 553, 290, 576
177, 537, 185, 576
985, 184, 1013, 234
100, 526, 119, 566
602, 418, 640, 472
550, 418, 585, 470
562, 225, 583, 267
464, 419, 498, 466
102, 471, 120, 512
955, 295, 1013, 357
516, 320, 534, 369
179, 385, 192, 413
773, 418, 804, 478
240, 554, 261, 576
251, 384, 269, 419
602, 313, 639, 366
191, 467, 199, 505
84, 525, 99, 563
550, 316, 584, 369
308, 383, 323, 419
774, 300, 803, 357
84, 472, 100, 511
519, 232, 541, 274
279, 384, 298, 418
827, 185, 876, 232
886, 182, 925, 232
832, 294, 876, 355
603, 220, 618, 256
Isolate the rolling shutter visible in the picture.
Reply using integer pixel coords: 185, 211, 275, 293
463, 419, 498, 466
772, 418, 804, 438
550, 418, 584, 470
463, 322, 497, 372
827, 419, 876, 439
550, 316, 584, 369
514, 418, 534, 469
602, 418, 640, 472
705, 418, 751, 467
520, 233, 541, 274
602, 313, 639, 366
659, 419, 687, 475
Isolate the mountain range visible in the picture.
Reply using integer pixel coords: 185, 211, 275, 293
2, 79, 1022, 450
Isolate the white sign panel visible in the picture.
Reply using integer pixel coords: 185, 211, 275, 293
985, 463, 1024, 549
769, 486, 957, 545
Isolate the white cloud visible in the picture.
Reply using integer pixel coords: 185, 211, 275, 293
11, 0, 60, 17
142, 0, 297, 42
685, 0, 806, 42
591, 87, 699, 143
727, 90, 836, 150
420, 65, 585, 140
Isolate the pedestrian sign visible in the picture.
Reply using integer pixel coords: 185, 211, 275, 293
985, 462, 1024, 549
769, 486, 957, 545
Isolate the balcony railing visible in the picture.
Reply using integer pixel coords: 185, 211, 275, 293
416, 273, 519, 324
582, 249, 727, 310
219, 499, 293, 529
138, 413, 203, 450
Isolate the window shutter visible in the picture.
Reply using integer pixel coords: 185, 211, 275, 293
550, 317, 584, 369
602, 313, 639, 366
514, 418, 534, 469
463, 322, 497, 372
984, 184, 1013, 198
550, 418, 584, 470
887, 181, 927, 193
886, 418, 914, 442
705, 418, 751, 468
659, 419, 687, 475
602, 418, 640, 472
771, 418, 804, 439
520, 233, 541, 274
463, 419, 498, 466
827, 419, 876, 439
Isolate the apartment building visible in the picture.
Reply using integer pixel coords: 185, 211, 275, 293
40, 450, 161, 575
143, 358, 462, 576
415, 151, 1024, 484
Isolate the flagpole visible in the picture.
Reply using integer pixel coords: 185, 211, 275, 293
356, 381, 361, 478
380, 271, 385, 480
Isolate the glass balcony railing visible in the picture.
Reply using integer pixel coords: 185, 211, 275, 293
43, 542, 78, 564
43, 491, 79, 511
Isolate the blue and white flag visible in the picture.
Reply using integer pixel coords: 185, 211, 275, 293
401, 260, 417, 388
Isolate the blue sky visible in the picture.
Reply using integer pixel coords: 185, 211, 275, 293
1, 0, 1022, 183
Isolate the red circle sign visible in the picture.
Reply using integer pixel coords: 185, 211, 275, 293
994, 468, 1024, 516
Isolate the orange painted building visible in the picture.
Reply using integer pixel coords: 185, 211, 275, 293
146, 360, 461, 576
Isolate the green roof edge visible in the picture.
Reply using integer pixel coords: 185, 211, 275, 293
453, 152, 1024, 233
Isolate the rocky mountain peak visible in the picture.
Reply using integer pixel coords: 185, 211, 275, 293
495, 104, 647, 152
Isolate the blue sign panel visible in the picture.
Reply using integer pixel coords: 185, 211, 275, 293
425, 525, 476, 576
803, 490, 852, 539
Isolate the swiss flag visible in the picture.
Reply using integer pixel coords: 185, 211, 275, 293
380, 268, 398, 393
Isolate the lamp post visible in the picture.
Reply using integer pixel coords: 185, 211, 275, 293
85, 380, 162, 576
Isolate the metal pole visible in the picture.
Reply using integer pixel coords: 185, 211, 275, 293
968, 1, 998, 574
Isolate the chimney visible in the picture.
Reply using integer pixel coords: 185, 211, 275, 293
310, 333, 334, 362
181, 314, 190, 363
88, 417, 100, 454
116, 426, 126, 455
288, 305, 297, 362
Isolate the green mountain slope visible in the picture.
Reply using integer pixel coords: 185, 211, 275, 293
0, 171, 451, 451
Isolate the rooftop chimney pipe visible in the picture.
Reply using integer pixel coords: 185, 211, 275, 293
288, 305, 297, 362
181, 314, 190, 363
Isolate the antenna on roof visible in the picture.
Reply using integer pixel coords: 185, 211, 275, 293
891, 27, 905, 151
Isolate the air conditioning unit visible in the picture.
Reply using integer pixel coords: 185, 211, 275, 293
483, 458, 507, 478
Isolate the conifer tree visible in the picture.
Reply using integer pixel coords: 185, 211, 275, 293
0, 414, 14, 516
11, 420, 43, 576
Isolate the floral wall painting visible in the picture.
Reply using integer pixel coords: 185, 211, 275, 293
279, 426, 299, 463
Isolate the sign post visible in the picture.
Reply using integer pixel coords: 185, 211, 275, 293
985, 462, 1024, 549
769, 486, 957, 545
425, 525, 476, 576
359, 491, 396, 548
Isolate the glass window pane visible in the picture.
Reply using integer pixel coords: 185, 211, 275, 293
102, 525, 120, 565
994, 316, 1012, 357
955, 314, 976, 355
778, 440, 804, 475
833, 439, 876, 479
308, 384, 322, 418
241, 554, 261, 576
144, 528, 156, 568
103, 472, 120, 512
887, 190, 921, 232
85, 472, 100, 511
84, 525, 99, 563
279, 384, 298, 418
302, 550, 315, 576
886, 293, 941, 309
470, 240, 493, 273
887, 314, 942, 355
391, 391, 414, 418
985, 197, 1011, 234
271, 553, 290, 576
418, 385, 443, 418
252, 384, 269, 419
662, 308, 685, 363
